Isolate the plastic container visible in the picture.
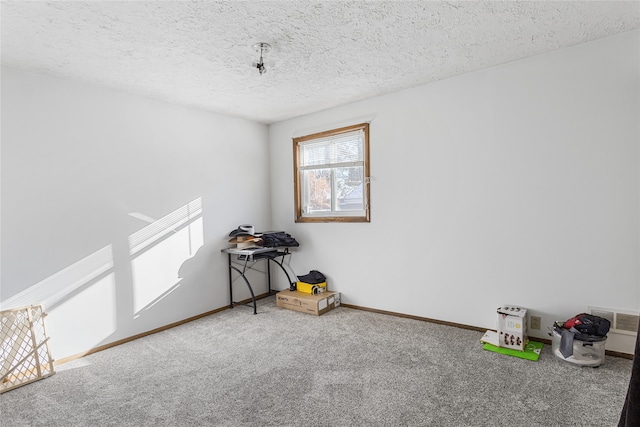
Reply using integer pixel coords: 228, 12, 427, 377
551, 325, 606, 367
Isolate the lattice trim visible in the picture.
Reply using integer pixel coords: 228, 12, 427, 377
1, 304, 55, 393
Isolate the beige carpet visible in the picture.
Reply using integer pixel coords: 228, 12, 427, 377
1, 297, 633, 426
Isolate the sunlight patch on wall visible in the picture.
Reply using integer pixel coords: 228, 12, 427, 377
0, 245, 114, 311
47, 272, 116, 359
128, 198, 204, 316
0, 246, 117, 360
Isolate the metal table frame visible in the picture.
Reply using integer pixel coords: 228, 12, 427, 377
221, 247, 296, 314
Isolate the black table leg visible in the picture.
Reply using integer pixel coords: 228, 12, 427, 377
230, 265, 257, 315
267, 259, 271, 294
228, 253, 233, 309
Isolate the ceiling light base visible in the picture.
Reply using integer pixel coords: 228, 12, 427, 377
253, 43, 271, 54
252, 42, 271, 76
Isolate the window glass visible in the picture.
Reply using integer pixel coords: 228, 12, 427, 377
293, 123, 370, 223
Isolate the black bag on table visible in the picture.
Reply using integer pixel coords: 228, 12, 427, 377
261, 232, 299, 248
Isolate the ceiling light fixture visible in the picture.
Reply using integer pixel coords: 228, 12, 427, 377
252, 42, 271, 76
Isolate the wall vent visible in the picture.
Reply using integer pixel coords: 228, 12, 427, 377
588, 306, 639, 336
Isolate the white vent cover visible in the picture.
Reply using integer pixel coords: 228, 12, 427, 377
589, 306, 639, 336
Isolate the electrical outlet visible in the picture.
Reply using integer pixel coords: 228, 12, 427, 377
530, 316, 541, 330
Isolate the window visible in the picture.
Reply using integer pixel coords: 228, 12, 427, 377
293, 123, 370, 223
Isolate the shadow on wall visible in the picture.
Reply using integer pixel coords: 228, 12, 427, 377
0, 197, 214, 360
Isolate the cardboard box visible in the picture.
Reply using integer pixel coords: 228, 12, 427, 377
497, 305, 528, 351
276, 289, 339, 316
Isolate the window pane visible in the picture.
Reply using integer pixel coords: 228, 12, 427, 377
293, 122, 369, 223
336, 166, 364, 211
300, 130, 364, 167
333, 134, 363, 164
302, 169, 332, 213
301, 142, 331, 167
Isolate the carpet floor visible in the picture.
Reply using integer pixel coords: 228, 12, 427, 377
0, 297, 633, 426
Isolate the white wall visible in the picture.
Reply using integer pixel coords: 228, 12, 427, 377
269, 30, 640, 353
1, 68, 271, 360
2, 30, 638, 359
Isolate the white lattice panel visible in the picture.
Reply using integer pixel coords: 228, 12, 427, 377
1, 304, 55, 393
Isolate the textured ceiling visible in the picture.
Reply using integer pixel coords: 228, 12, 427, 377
2, 1, 639, 124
